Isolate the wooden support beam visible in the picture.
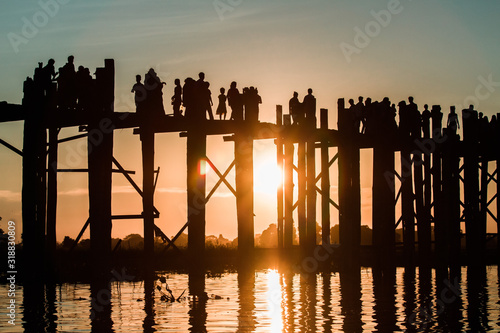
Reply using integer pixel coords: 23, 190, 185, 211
235, 130, 254, 253
56, 133, 87, 144
284, 115, 294, 248
22, 92, 47, 281
70, 218, 91, 252
320, 109, 330, 246
337, 98, 360, 267
204, 158, 236, 201
372, 140, 395, 271
0, 138, 23, 156
297, 135, 306, 247
46, 127, 58, 266
88, 59, 114, 280
187, 128, 207, 264
276, 105, 284, 249
401, 144, 415, 265
163, 221, 189, 252
153, 224, 180, 252
462, 108, 482, 264
306, 123, 317, 249
431, 105, 444, 266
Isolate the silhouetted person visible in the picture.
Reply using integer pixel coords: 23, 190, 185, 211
408, 97, 421, 138
41, 59, 57, 95
183, 77, 196, 119
354, 96, 364, 133
398, 100, 409, 136
76, 66, 93, 111
421, 104, 431, 138
216, 87, 227, 120
447, 106, 460, 135
342, 98, 356, 133
144, 68, 166, 117
227, 81, 243, 121
203, 81, 214, 120
242, 87, 249, 119
303, 88, 316, 125
364, 97, 375, 135
245, 86, 261, 123
58, 55, 77, 109
171, 78, 182, 117
131, 74, 146, 114
478, 112, 489, 143
289, 92, 302, 125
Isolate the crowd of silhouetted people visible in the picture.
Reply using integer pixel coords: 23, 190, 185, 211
340, 96, 498, 143
24, 58, 499, 140
24, 56, 96, 111
131, 71, 263, 122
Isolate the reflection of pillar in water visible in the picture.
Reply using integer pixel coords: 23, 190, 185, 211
321, 272, 332, 333
402, 267, 416, 332
143, 277, 156, 331
188, 271, 207, 332
90, 279, 113, 332
45, 283, 58, 332
372, 268, 397, 332
298, 273, 317, 332
416, 266, 432, 328
339, 268, 362, 332
237, 268, 256, 332
22, 282, 48, 331
282, 272, 295, 332
466, 266, 488, 332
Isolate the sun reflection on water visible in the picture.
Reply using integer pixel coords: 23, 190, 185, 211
265, 269, 283, 332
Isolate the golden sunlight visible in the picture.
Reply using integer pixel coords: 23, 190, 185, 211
266, 269, 283, 332
254, 154, 282, 195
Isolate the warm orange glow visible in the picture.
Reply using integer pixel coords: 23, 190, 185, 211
254, 155, 282, 194
266, 269, 283, 332
198, 160, 207, 176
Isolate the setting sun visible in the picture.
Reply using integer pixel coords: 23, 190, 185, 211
254, 152, 282, 195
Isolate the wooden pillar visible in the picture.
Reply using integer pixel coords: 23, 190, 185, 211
479, 153, 488, 260
284, 115, 294, 248
298, 135, 306, 246
88, 59, 114, 280
413, 149, 426, 264
276, 106, 284, 249
401, 145, 415, 264
431, 105, 444, 263
306, 111, 317, 249
420, 117, 432, 263
449, 131, 461, 268
22, 115, 46, 280
462, 108, 480, 263
338, 99, 360, 265
141, 127, 155, 272
235, 131, 254, 253
46, 126, 58, 269
441, 128, 452, 268
187, 129, 207, 263
372, 139, 395, 270
320, 109, 330, 246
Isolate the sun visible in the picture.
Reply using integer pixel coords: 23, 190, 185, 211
253, 152, 282, 195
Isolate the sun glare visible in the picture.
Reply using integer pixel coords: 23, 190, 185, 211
254, 155, 282, 195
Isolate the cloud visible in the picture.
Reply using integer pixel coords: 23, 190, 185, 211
0, 190, 21, 202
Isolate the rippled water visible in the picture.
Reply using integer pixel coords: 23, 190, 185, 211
1, 266, 499, 332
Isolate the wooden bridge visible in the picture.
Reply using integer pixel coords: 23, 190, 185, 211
1, 59, 499, 280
